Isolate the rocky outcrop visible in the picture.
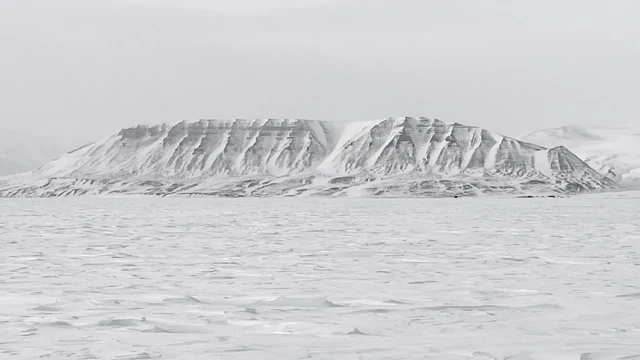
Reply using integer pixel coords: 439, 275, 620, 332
0, 118, 616, 197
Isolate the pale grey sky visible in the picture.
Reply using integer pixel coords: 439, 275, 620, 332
1, 0, 639, 144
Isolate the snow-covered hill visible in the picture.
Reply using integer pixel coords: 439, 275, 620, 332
0, 130, 71, 176
0, 118, 615, 197
521, 126, 640, 188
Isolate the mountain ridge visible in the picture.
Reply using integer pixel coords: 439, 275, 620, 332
0, 117, 615, 197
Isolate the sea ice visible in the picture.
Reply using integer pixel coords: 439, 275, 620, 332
1, 193, 639, 359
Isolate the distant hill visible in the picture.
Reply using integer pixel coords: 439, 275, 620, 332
0, 130, 72, 176
521, 126, 640, 188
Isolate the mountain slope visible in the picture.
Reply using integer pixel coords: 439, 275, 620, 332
0, 130, 71, 176
0, 118, 614, 197
521, 126, 640, 188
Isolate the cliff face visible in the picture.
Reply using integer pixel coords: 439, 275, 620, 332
0, 118, 615, 197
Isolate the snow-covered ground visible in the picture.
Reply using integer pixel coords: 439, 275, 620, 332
1, 195, 640, 359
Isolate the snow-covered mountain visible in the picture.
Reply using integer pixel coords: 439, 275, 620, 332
0, 118, 615, 197
0, 130, 71, 176
521, 126, 640, 188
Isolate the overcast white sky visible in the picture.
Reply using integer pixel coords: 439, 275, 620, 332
1, 0, 638, 144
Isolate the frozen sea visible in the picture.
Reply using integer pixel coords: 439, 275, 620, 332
1, 193, 640, 360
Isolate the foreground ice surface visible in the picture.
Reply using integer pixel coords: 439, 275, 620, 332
1, 194, 640, 359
